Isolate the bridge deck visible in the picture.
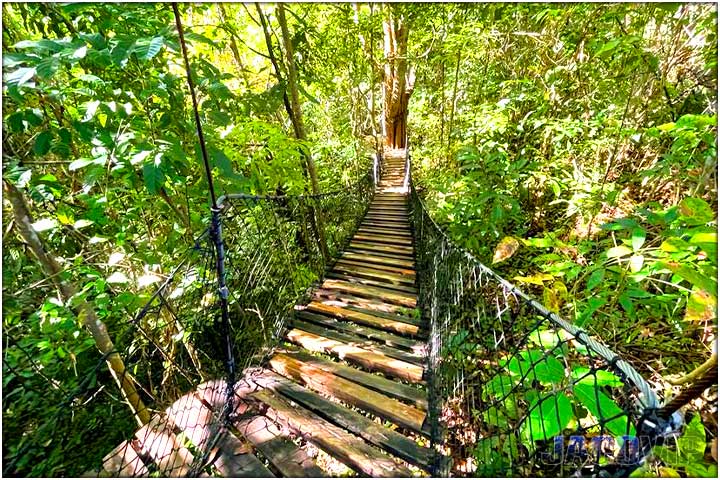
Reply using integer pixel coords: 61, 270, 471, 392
100, 149, 441, 477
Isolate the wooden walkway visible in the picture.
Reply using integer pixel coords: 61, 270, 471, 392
101, 150, 440, 477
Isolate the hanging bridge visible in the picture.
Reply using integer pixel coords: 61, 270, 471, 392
25, 147, 698, 478
4, 16, 716, 477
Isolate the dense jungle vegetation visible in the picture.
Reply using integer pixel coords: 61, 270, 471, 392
2, 2, 717, 477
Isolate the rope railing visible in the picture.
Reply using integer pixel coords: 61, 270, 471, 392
406, 149, 690, 477
3, 165, 374, 477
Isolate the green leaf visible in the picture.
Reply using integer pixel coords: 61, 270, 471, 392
35, 57, 60, 79
506, 350, 565, 384
660, 262, 718, 300
607, 245, 632, 258
69, 158, 95, 171
573, 382, 634, 436
106, 272, 129, 284
142, 161, 165, 194
521, 392, 573, 441
483, 373, 516, 400
571, 367, 623, 387
33, 131, 53, 155
679, 198, 714, 225
678, 415, 707, 461
586, 268, 605, 291
631, 228, 646, 251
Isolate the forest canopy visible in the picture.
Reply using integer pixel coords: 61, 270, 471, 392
2, 2, 717, 477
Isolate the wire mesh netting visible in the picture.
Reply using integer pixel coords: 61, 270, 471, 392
3, 168, 373, 477
408, 155, 664, 477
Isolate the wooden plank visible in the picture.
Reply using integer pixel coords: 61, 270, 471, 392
363, 215, 410, 224
347, 246, 414, 262
312, 290, 423, 322
306, 301, 420, 336
134, 415, 194, 477
335, 258, 415, 277
165, 392, 273, 477
103, 440, 149, 477
351, 239, 413, 253
326, 271, 417, 294
281, 350, 428, 410
296, 310, 423, 351
255, 371, 435, 472
252, 389, 414, 477
341, 251, 414, 269
321, 278, 417, 308
285, 328, 424, 383
212, 430, 275, 477
291, 318, 424, 365
235, 415, 325, 477
352, 233, 413, 247
357, 227, 412, 239
268, 353, 427, 434
331, 263, 415, 286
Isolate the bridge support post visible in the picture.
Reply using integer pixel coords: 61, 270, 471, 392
210, 207, 236, 423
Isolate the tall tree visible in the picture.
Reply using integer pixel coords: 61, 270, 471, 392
382, 5, 415, 149
3, 179, 151, 427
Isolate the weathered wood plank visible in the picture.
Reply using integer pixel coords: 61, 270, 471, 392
341, 251, 414, 269
331, 262, 415, 285
352, 233, 413, 247
285, 328, 424, 382
326, 271, 417, 294
134, 415, 194, 477
251, 389, 414, 477
255, 371, 435, 472
280, 350, 428, 410
350, 241, 414, 255
235, 415, 325, 477
347, 246, 414, 262
212, 430, 276, 477
291, 318, 425, 365
306, 301, 420, 336
103, 440, 149, 477
311, 292, 424, 326
268, 353, 427, 434
321, 278, 417, 308
296, 310, 424, 351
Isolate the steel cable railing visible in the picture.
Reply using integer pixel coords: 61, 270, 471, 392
3, 166, 374, 477
407, 149, 675, 477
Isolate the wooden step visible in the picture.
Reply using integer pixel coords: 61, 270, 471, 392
166, 392, 275, 477
103, 441, 149, 477
268, 353, 427, 433
313, 290, 422, 321
296, 310, 423, 352
341, 251, 414, 269
362, 219, 410, 227
347, 247, 413, 263
364, 212, 409, 221
280, 350, 428, 410
352, 233, 413, 247
235, 415, 326, 477
350, 241, 414, 255
330, 263, 415, 286
321, 278, 417, 308
251, 389, 413, 477
254, 371, 435, 472
306, 301, 421, 336
326, 272, 416, 295
335, 258, 415, 278
285, 328, 424, 382
291, 319, 424, 365
368, 207, 407, 214
134, 416, 194, 476
358, 227, 412, 238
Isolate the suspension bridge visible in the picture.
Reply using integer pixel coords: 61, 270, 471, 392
67, 146, 709, 478
5, 12, 716, 477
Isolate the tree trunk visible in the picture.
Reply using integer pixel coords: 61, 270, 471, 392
382, 5, 414, 149
277, 3, 330, 262
217, 4, 252, 90
3, 179, 151, 427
